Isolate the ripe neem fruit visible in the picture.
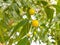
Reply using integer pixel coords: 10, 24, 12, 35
34, 31, 37, 35
29, 8, 35, 15
32, 20, 39, 27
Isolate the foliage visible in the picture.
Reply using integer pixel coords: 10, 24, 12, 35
0, 0, 60, 45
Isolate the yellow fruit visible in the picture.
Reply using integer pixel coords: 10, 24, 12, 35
32, 20, 39, 27
34, 31, 37, 35
29, 8, 35, 15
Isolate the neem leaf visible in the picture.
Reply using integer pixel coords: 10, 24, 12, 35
17, 37, 30, 45
45, 7, 54, 21
10, 19, 28, 37
41, 1, 48, 6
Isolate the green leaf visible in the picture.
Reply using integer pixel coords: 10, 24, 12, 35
19, 21, 31, 39
14, 21, 31, 42
54, 5, 60, 14
57, 0, 60, 6
0, 29, 5, 42
57, 40, 60, 45
8, 38, 13, 45
3, 0, 8, 2
55, 0, 60, 14
36, 0, 41, 5
13, 3, 20, 15
41, 1, 48, 6
45, 7, 54, 21
17, 37, 30, 45
0, 10, 3, 19
10, 19, 28, 37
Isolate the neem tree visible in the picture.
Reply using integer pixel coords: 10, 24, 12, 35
0, 0, 60, 45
